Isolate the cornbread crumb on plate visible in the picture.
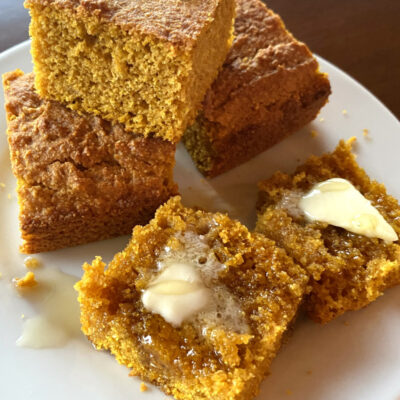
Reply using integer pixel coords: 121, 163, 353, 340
14, 271, 38, 288
25, 0, 236, 142
24, 256, 41, 269
256, 139, 400, 323
183, 0, 331, 177
363, 128, 371, 139
140, 382, 148, 392
3, 70, 177, 254
75, 196, 308, 400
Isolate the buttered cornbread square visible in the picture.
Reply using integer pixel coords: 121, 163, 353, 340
25, 0, 236, 143
256, 140, 400, 323
3, 70, 177, 254
75, 196, 308, 400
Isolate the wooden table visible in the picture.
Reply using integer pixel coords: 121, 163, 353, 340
1, 0, 399, 119
266, 0, 400, 120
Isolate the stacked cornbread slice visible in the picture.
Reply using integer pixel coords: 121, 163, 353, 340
25, 0, 236, 143
183, 0, 331, 177
4, 0, 236, 252
3, 0, 331, 253
3, 70, 178, 253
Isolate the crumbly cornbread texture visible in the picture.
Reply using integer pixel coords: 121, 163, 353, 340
25, 0, 236, 142
183, 0, 331, 176
3, 70, 177, 254
75, 196, 308, 400
256, 139, 400, 323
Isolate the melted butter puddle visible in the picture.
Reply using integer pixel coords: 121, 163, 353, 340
16, 267, 81, 349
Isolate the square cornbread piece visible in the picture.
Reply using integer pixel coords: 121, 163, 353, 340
25, 0, 236, 143
3, 70, 177, 254
75, 196, 308, 400
255, 139, 400, 323
183, 0, 331, 177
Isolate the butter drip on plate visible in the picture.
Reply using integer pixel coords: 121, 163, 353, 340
299, 178, 398, 242
16, 267, 81, 349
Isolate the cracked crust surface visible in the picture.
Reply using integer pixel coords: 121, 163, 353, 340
25, 0, 226, 49
3, 70, 178, 253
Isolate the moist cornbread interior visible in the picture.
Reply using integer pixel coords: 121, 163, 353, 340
183, 0, 331, 177
75, 196, 308, 400
25, 0, 236, 142
3, 69, 177, 254
256, 139, 400, 323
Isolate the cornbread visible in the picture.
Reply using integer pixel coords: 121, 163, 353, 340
256, 139, 400, 323
3, 70, 177, 254
75, 196, 308, 400
14, 271, 38, 288
183, 0, 331, 177
139, 382, 148, 392
24, 256, 41, 269
25, 0, 236, 142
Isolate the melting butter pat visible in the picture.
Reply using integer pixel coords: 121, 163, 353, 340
299, 178, 398, 242
141, 262, 210, 327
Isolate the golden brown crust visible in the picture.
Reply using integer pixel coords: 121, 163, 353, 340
3, 70, 178, 253
202, 0, 324, 129
25, 0, 224, 49
76, 196, 308, 400
256, 139, 400, 323
184, 78, 329, 177
183, 0, 331, 176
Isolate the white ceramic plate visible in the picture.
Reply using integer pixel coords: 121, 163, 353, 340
1, 41, 400, 400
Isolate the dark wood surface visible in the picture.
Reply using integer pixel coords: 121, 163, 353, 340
1, 0, 399, 119
266, 0, 400, 120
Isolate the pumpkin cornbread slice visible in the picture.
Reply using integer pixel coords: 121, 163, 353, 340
255, 139, 400, 323
25, 0, 236, 143
3, 70, 177, 254
75, 196, 308, 400
183, 0, 331, 177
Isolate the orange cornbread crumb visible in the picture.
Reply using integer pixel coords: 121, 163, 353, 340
140, 382, 148, 392
14, 271, 37, 288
